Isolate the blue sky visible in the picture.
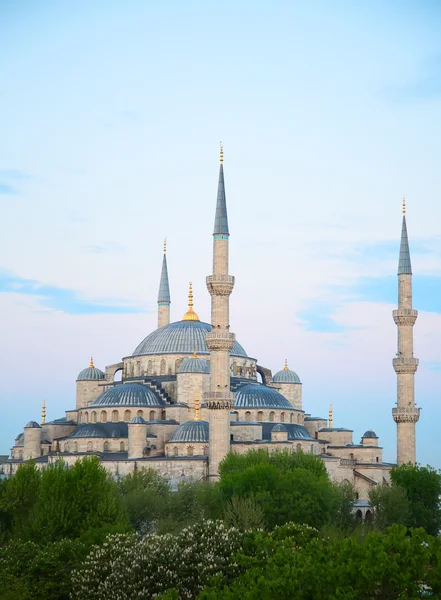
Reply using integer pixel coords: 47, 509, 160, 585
1, 0, 440, 466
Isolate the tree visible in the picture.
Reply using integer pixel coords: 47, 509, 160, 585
368, 484, 410, 530
391, 464, 441, 535
0, 461, 41, 541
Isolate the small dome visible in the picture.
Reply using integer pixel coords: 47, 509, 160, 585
272, 423, 288, 432
178, 356, 210, 374
25, 421, 41, 429
77, 358, 105, 381
168, 420, 209, 443
130, 416, 147, 424
89, 383, 165, 408
362, 430, 378, 439
272, 361, 301, 384
234, 384, 293, 410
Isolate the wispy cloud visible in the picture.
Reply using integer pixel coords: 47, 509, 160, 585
0, 183, 17, 195
0, 270, 145, 315
0, 169, 31, 195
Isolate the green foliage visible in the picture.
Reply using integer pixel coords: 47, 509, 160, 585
219, 448, 328, 479
71, 520, 242, 600
223, 495, 265, 531
0, 538, 87, 600
368, 484, 411, 530
219, 461, 340, 529
391, 463, 441, 535
0, 461, 41, 540
200, 525, 441, 599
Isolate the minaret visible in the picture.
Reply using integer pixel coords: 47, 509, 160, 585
158, 239, 171, 328
205, 144, 235, 479
392, 198, 420, 465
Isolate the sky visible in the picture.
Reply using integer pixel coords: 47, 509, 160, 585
0, 0, 440, 467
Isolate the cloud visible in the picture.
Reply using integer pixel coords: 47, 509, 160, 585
0, 183, 17, 195
0, 169, 31, 195
0, 270, 146, 315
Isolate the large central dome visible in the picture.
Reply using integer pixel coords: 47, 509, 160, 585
132, 320, 248, 358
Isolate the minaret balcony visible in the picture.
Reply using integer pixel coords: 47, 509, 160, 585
206, 275, 235, 296
392, 406, 420, 423
393, 309, 418, 326
206, 331, 235, 351
393, 357, 419, 374
204, 391, 235, 410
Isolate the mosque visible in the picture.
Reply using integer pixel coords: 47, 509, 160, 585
5, 148, 420, 504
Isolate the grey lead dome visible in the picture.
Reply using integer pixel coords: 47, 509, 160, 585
168, 420, 209, 444
89, 383, 165, 408
272, 368, 301, 384
132, 320, 248, 358
77, 367, 105, 381
178, 357, 210, 374
234, 384, 293, 409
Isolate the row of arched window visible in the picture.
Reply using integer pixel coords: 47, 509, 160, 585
81, 409, 161, 424
61, 441, 126, 453
234, 411, 302, 424
125, 358, 256, 378
171, 445, 209, 457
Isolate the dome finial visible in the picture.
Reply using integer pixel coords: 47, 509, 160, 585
163, 238, 167, 254
402, 195, 406, 216
329, 403, 333, 428
284, 359, 289, 370
182, 282, 200, 321
193, 347, 198, 358
89, 356, 94, 368
220, 142, 224, 164
41, 400, 46, 425
194, 393, 200, 421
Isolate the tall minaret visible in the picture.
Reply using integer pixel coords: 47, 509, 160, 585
205, 145, 235, 479
392, 198, 420, 465
157, 239, 171, 328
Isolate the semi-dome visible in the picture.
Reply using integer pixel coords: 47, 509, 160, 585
132, 320, 248, 358
89, 383, 165, 408
178, 355, 210, 374
234, 384, 293, 410
272, 361, 301, 384
68, 423, 127, 439
24, 421, 41, 429
272, 423, 288, 432
362, 430, 378, 439
167, 420, 209, 444
77, 358, 105, 381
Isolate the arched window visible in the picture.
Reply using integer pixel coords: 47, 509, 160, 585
173, 446, 179, 456
137, 410, 144, 418
297, 414, 301, 424
103, 441, 109, 452
245, 411, 252, 422
232, 411, 239, 422
290, 414, 295, 423
101, 410, 107, 423
257, 411, 263, 422
356, 509, 363, 521
124, 410, 131, 422
91, 411, 97, 423
87, 441, 93, 452
310, 444, 314, 454
350, 453, 354, 460
296, 443, 302, 453
160, 359, 166, 375
231, 361, 236, 376
269, 411, 275, 422
187, 446, 194, 457
120, 441, 125, 452
18, 450, 23, 459
84, 411, 89, 424
63, 443, 68, 453
149, 410, 156, 421
365, 510, 373, 523
280, 412, 286, 423
376, 456, 379, 463
175, 359, 181, 373
203, 445, 209, 456
147, 360, 153, 375
73, 442, 78, 453
112, 410, 118, 422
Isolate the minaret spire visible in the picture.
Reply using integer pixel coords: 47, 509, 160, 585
392, 199, 420, 464
206, 144, 235, 479
157, 239, 171, 328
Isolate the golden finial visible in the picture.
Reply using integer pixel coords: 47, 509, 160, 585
194, 393, 200, 421
89, 356, 94, 368
402, 196, 406, 216
329, 403, 333, 428
284, 359, 289, 370
193, 347, 198, 359
163, 238, 167, 254
41, 400, 46, 425
182, 282, 200, 321
220, 142, 224, 164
